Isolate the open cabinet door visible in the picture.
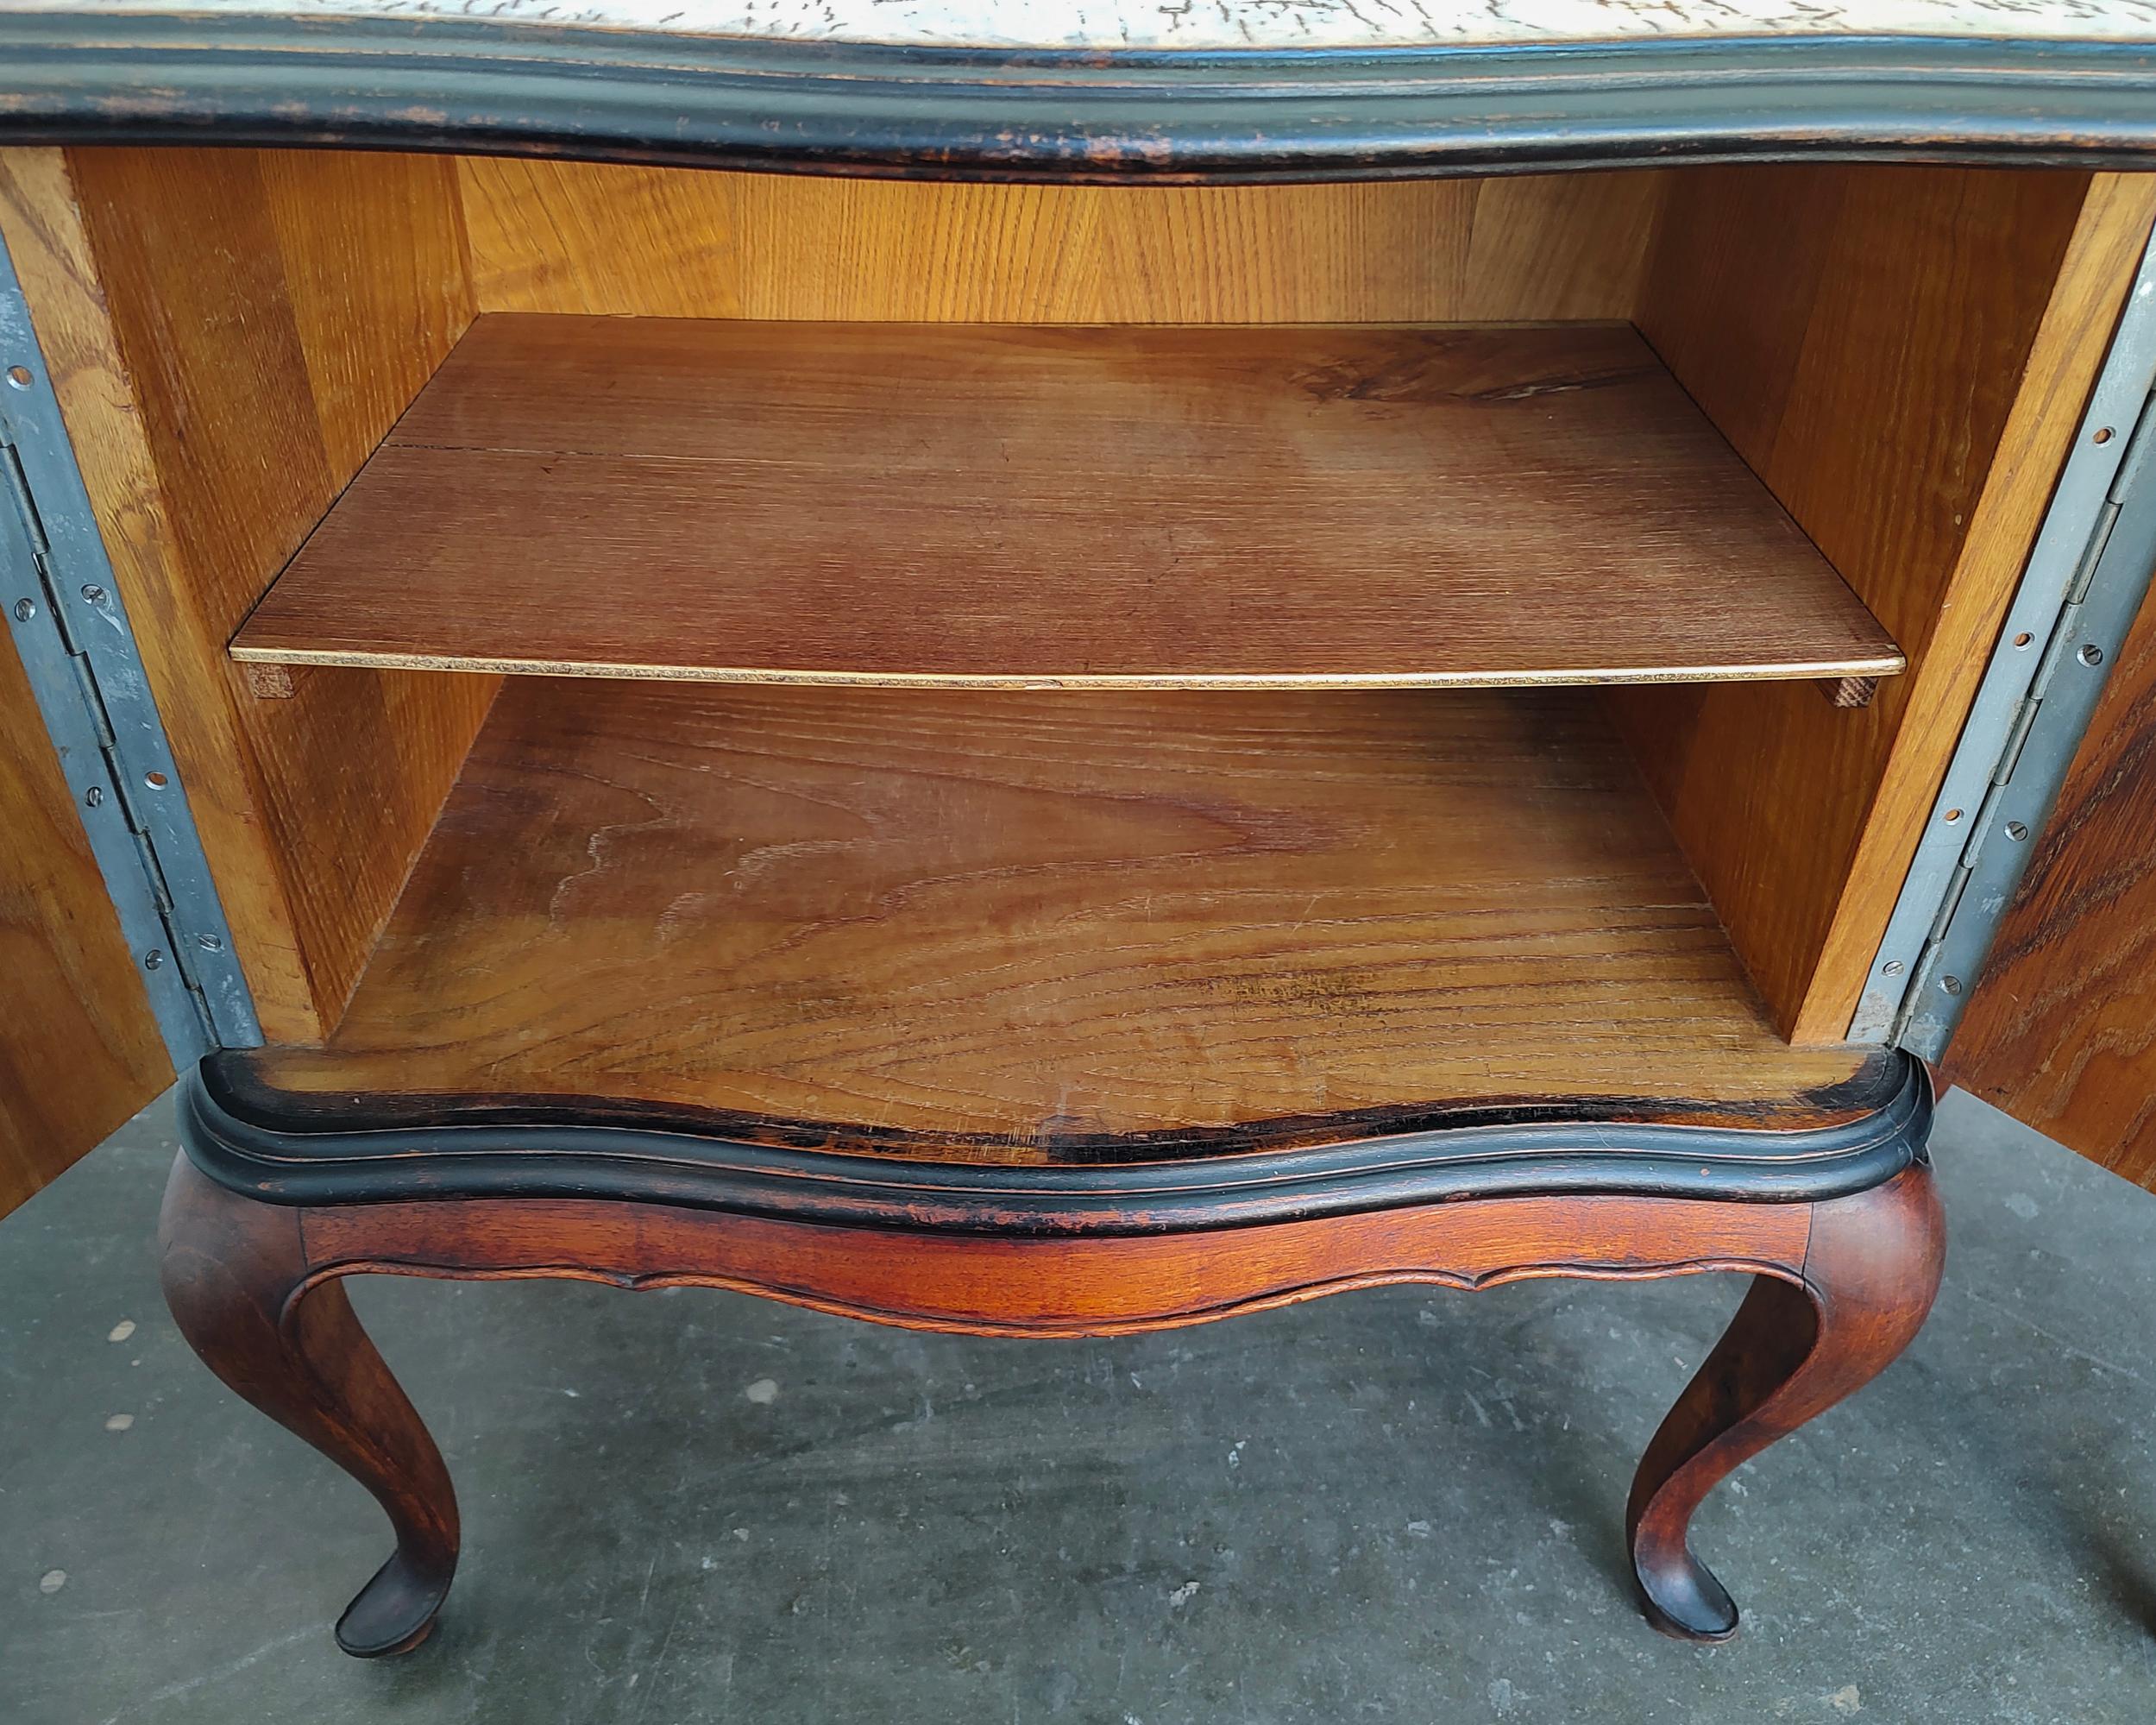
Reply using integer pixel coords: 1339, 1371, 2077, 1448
0, 634, 173, 1216
1948, 576, 2156, 1188
2, 166, 193, 1218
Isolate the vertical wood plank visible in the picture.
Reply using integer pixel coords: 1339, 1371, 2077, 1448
1459, 173, 1666, 323
1948, 579, 2156, 1188
1618, 167, 2155, 1042
0, 635, 171, 1216
4, 146, 492, 1038
259, 150, 479, 481
456, 161, 1665, 324
0, 144, 317, 1027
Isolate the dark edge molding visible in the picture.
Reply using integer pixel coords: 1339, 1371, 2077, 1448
3, 19, 2156, 179
203, 1048, 1913, 1157
179, 1050, 1933, 1237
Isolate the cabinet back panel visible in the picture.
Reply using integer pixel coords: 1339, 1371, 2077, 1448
457, 160, 1669, 324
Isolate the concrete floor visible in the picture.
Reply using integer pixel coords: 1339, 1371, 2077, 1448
2, 1091, 2153, 1724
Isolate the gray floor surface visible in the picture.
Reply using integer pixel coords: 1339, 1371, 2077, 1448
2, 1086, 2153, 1723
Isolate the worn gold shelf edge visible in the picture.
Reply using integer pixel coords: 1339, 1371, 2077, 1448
229, 644, 1910, 688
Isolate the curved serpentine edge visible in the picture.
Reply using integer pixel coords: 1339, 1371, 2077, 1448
1, 14, 2155, 177
178, 1049, 1933, 1235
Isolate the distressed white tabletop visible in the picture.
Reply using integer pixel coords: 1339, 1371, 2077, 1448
3, 0, 2154, 48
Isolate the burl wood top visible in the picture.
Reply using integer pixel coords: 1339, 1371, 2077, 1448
233, 317, 1901, 690
235, 683, 1883, 1160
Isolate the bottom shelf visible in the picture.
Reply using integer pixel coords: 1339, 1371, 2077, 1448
226, 683, 1885, 1160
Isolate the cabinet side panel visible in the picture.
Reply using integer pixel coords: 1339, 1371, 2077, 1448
38, 147, 493, 1038
0, 145, 314, 1028
1947, 582, 2156, 1187
0, 634, 169, 1216
456, 161, 1668, 324
1619, 167, 2155, 1042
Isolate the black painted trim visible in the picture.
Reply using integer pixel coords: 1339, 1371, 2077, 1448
200, 1048, 1914, 1162
179, 1050, 1933, 1237
2, 19, 2156, 179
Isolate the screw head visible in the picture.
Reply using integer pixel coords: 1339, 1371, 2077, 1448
2079, 644, 2105, 667
84, 785, 104, 809
194, 932, 223, 954
1940, 975, 1963, 997
79, 583, 106, 606
1883, 960, 1906, 977
142, 949, 164, 972
2005, 820, 2029, 841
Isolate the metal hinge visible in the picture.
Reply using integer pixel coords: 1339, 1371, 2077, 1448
1892, 392, 2156, 1059
1854, 218, 2156, 1056
1, 235, 258, 1065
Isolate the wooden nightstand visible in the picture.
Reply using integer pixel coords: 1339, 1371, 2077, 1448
4, 4, 2156, 1659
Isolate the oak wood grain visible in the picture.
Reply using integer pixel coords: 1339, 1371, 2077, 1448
237, 682, 1877, 1150
1616, 167, 2156, 1040
232, 315, 1900, 689
10, 145, 495, 1038
0, 629, 171, 1216
0, 146, 313, 1025
1809, 172, 2156, 1036
456, 161, 1668, 326
1947, 578, 2156, 1188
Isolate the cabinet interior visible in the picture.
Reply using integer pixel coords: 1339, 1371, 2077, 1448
2, 148, 2140, 1143
231, 682, 1889, 1147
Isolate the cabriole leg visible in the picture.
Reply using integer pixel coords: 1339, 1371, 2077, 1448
1625, 1163, 1945, 1640
158, 1152, 460, 1657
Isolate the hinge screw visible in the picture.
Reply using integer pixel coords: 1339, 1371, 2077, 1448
1940, 975, 1963, 996
142, 949, 164, 972
10, 597, 33, 622
84, 785, 103, 809
79, 583, 106, 606
1883, 960, 1906, 976
2079, 644, 2105, 667
2005, 821, 2028, 840
194, 933, 223, 954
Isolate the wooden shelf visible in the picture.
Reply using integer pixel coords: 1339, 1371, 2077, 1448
231, 683, 1885, 1159
230, 315, 1902, 690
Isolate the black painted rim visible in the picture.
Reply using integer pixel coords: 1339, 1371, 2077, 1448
3, 18, 2156, 179
180, 1050, 1931, 1236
